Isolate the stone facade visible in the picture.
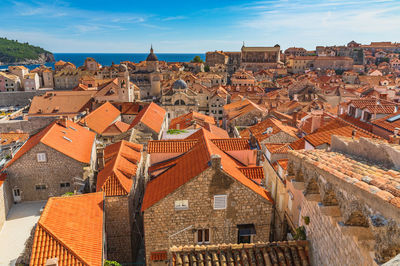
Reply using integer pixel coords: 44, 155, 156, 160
143, 167, 273, 265
5, 142, 92, 202
105, 195, 134, 263
0, 178, 13, 230
287, 137, 400, 264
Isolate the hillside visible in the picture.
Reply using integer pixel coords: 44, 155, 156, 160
0, 37, 55, 65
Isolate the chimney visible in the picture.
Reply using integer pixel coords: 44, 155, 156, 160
249, 132, 258, 149
256, 150, 262, 166
352, 129, 357, 139
292, 111, 299, 126
210, 154, 222, 170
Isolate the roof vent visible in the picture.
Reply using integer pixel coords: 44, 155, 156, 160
63, 136, 72, 142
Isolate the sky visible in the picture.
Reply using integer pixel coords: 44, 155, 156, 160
0, 0, 400, 53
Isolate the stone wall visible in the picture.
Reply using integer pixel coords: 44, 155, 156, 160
300, 197, 375, 266
105, 196, 133, 263
143, 166, 273, 265
0, 91, 44, 107
5, 143, 87, 201
0, 179, 13, 230
0, 117, 55, 134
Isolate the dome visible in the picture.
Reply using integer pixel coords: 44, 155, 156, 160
146, 52, 158, 62
172, 79, 188, 90
146, 46, 158, 61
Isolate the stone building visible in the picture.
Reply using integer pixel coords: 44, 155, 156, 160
287, 136, 400, 265
142, 131, 273, 265
130, 46, 162, 100
129, 102, 168, 143
96, 141, 144, 263
161, 79, 200, 120
241, 45, 281, 72
287, 56, 354, 73
0, 173, 12, 231
31, 66, 54, 88
0, 72, 21, 92
223, 99, 267, 132
2, 119, 96, 202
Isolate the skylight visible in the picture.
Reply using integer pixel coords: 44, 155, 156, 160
387, 114, 400, 123
63, 136, 72, 142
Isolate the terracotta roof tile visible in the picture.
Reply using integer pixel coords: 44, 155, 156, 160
4, 120, 95, 168
102, 120, 130, 135
30, 192, 104, 266
97, 141, 143, 196
238, 166, 264, 184
170, 241, 311, 266
0, 132, 29, 146
169, 112, 215, 130
291, 149, 400, 209
142, 132, 272, 211
80, 102, 120, 134
241, 118, 298, 143
129, 102, 166, 134
211, 138, 251, 151
147, 140, 198, 153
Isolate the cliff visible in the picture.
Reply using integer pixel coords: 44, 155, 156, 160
0, 37, 55, 65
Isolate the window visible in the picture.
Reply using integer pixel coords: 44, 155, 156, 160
197, 229, 210, 244
60, 182, 71, 188
35, 184, 46, 190
37, 153, 47, 162
174, 200, 188, 210
13, 188, 20, 197
214, 195, 227, 210
238, 224, 256, 243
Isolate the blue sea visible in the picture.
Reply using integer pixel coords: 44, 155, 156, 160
0, 53, 205, 70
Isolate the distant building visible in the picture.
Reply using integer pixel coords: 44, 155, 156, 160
0, 72, 21, 92
23, 73, 40, 91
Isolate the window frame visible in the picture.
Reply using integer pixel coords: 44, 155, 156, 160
197, 229, 210, 244
213, 195, 227, 210
37, 152, 47, 162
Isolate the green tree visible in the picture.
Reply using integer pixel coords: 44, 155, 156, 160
104, 261, 121, 266
191, 55, 204, 63
204, 65, 210, 72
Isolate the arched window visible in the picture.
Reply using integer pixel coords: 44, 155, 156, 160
174, 99, 186, 105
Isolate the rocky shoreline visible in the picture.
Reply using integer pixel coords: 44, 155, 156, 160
0, 52, 55, 66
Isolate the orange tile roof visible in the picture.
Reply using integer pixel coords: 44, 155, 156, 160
289, 138, 305, 150
169, 112, 215, 130
129, 102, 166, 134
28, 91, 95, 116
4, 120, 95, 168
372, 111, 400, 133
238, 166, 264, 184
211, 138, 251, 151
224, 99, 266, 120
30, 192, 104, 266
142, 132, 272, 211
305, 119, 380, 147
202, 123, 229, 138
103, 120, 130, 134
0, 133, 29, 146
291, 149, 400, 209
97, 141, 142, 196
241, 118, 298, 144
80, 102, 120, 134
264, 143, 291, 154
277, 159, 288, 170
147, 140, 198, 153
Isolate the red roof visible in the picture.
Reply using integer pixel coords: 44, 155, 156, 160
4, 120, 95, 168
81, 102, 121, 134
30, 192, 104, 266
147, 140, 198, 153
129, 102, 166, 133
142, 131, 272, 211
169, 112, 215, 130
97, 141, 143, 196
